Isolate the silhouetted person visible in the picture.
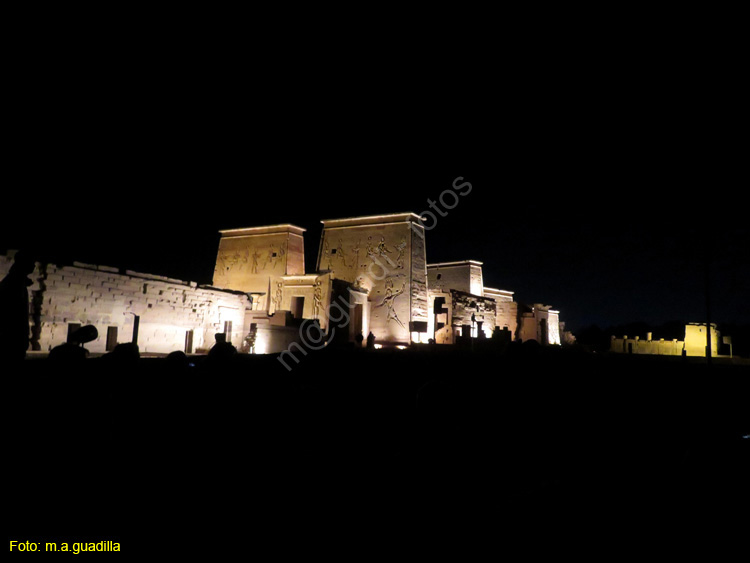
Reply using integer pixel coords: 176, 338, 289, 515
48, 343, 88, 363
207, 333, 237, 365
166, 350, 190, 368
521, 339, 541, 355
103, 342, 141, 368
366, 331, 376, 350
0, 251, 35, 363
48, 325, 98, 364
165, 350, 193, 374
355, 331, 364, 348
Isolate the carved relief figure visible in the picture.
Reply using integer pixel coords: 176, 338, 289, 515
366, 235, 396, 268
251, 249, 263, 274
376, 236, 391, 258
238, 249, 249, 270
365, 236, 376, 260
215, 253, 229, 282
394, 237, 406, 269
352, 239, 362, 269
334, 238, 350, 268
273, 281, 283, 311
376, 277, 406, 330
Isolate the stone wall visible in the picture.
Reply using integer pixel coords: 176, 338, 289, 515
2, 252, 250, 355
610, 335, 684, 356
484, 287, 517, 340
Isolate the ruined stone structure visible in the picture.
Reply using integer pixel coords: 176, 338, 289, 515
4, 212, 572, 357
1, 252, 250, 355
427, 261, 500, 343
610, 323, 729, 357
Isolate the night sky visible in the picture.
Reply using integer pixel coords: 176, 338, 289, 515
4, 49, 747, 335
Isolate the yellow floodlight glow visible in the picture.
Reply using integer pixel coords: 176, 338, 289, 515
253, 331, 268, 354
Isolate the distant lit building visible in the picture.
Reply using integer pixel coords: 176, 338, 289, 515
610, 323, 731, 357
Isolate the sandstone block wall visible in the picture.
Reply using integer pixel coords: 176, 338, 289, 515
610, 336, 683, 356
484, 288, 517, 340
2, 252, 250, 355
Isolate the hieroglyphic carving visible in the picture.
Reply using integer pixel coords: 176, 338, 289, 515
321, 240, 331, 270
410, 232, 428, 321
312, 280, 323, 320
365, 236, 376, 260
226, 241, 286, 275
266, 242, 287, 270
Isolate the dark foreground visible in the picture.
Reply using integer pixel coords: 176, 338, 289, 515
6, 345, 750, 556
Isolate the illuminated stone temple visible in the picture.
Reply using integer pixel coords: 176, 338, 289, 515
208, 212, 571, 353
3, 212, 572, 356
